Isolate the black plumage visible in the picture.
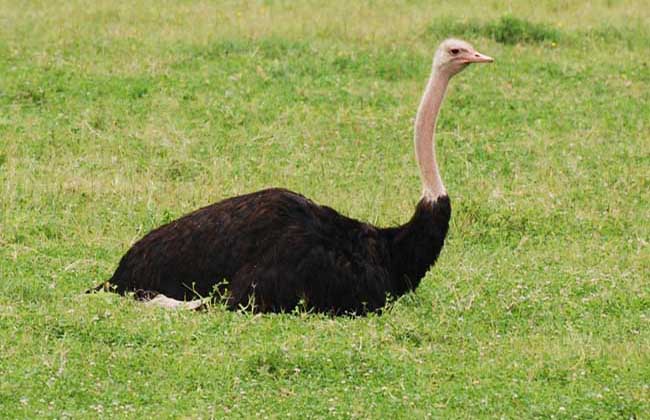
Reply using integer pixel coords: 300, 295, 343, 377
102, 188, 450, 315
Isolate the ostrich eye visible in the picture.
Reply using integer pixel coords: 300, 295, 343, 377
450, 48, 460, 55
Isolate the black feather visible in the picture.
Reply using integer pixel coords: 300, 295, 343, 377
98, 188, 450, 315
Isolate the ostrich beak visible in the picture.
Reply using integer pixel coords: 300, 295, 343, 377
465, 51, 494, 64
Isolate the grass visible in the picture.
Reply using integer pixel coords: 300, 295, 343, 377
1, 0, 649, 417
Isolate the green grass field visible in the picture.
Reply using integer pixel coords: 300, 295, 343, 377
1, 0, 649, 417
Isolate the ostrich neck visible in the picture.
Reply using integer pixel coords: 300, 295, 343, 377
414, 69, 450, 202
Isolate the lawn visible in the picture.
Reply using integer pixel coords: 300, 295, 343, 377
1, 0, 649, 417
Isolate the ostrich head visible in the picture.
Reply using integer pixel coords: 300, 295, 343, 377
433, 38, 493, 77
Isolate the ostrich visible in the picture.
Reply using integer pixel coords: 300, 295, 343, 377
92, 39, 493, 314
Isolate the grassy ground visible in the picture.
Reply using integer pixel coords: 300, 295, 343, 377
1, 0, 649, 417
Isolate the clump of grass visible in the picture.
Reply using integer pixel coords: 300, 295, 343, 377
430, 15, 561, 44
428, 16, 485, 39
429, 17, 483, 37
487, 15, 560, 44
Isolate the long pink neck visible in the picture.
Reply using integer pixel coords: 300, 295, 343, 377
414, 69, 450, 202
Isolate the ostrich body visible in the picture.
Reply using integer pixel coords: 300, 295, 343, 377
97, 40, 493, 314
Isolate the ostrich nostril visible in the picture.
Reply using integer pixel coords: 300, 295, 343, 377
474, 53, 480, 57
